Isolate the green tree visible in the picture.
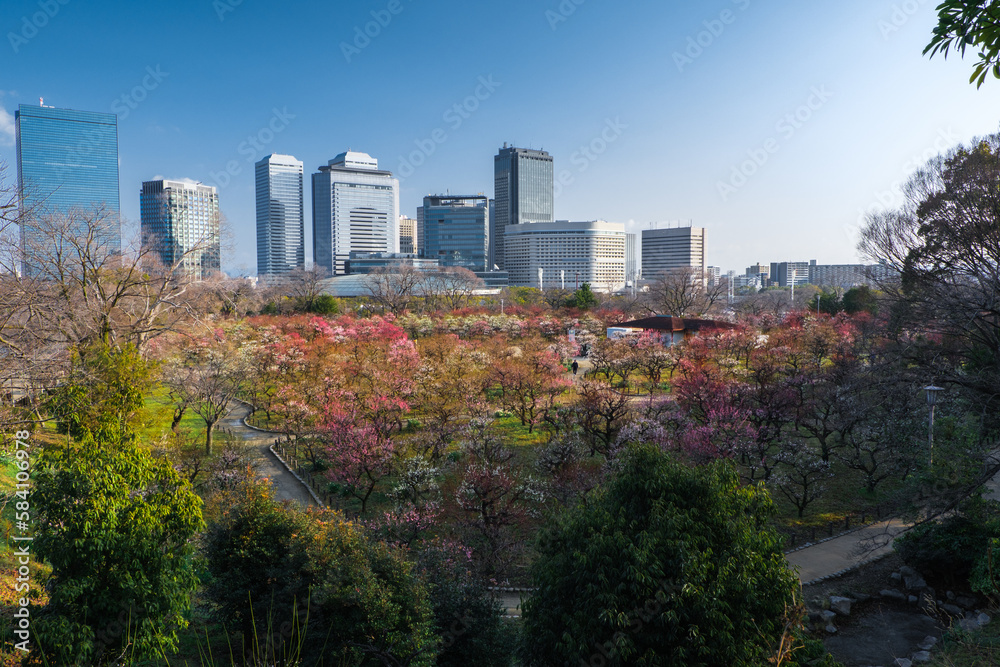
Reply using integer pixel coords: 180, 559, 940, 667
808, 289, 843, 315
566, 282, 599, 310
521, 443, 798, 666
32, 439, 205, 664
842, 285, 879, 315
925, 0, 1000, 87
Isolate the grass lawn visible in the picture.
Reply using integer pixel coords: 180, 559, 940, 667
137, 387, 206, 445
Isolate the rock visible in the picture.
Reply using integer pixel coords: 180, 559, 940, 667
978, 612, 991, 626
820, 610, 837, 623
917, 635, 937, 651
941, 603, 964, 616
899, 566, 918, 577
891, 572, 903, 582
852, 592, 872, 603
959, 617, 981, 632
955, 596, 977, 610
908, 595, 918, 604
807, 611, 824, 624
946, 590, 956, 600
825, 624, 838, 634
829, 596, 853, 616
912, 651, 931, 663
881, 589, 907, 601
905, 575, 928, 591
895, 658, 912, 667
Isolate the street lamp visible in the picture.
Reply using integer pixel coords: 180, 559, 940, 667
924, 385, 944, 465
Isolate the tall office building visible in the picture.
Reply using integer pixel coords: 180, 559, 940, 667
769, 261, 812, 287
641, 226, 706, 280
625, 233, 638, 285
493, 145, 553, 270
15, 103, 121, 274
312, 151, 399, 276
399, 215, 417, 255
140, 179, 220, 280
421, 195, 489, 273
505, 220, 627, 291
255, 154, 304, 277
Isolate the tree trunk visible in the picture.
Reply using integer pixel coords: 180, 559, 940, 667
205, 421, 215, 456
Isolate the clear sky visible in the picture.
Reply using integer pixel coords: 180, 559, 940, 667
2, 0, 999, 275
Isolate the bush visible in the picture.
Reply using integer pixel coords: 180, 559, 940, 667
520, 443, 798, 666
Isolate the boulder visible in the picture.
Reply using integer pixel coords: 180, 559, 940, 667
899, 566, 918, 577
945, 590, 956, 600
829, 596, 853, 616
911, 651, 931, 663
894, 658, 912, 667
820, 610, 837, 623
904, 575, 928, 591
908, 595, 918, 604
881, 589, 907, 601
890, 572, 903, 582
958, 617, 981, 632
941, 603, 964, 616
955, 596, 977, 610
977, 612, 991, 626
917, 635, 937, 651
825, 624, 838, 634
852, 592, 872, 603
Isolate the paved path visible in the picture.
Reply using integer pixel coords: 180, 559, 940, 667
222, 404, 319, 508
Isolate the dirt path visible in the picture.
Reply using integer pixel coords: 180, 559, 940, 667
222, 403, 319, 508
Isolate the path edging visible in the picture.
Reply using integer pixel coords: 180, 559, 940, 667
267, 441, 327, 508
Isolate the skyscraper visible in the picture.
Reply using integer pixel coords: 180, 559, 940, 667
421, 195, 489, 272
312, 151, 399, 276
140, 179, 220, 280
15, 103, 121, 274
641, 226, 706, 280
493, 146, 553, 270
255, 154, 304, 277
399, 215, 417, 255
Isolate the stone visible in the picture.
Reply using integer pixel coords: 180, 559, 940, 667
890, 572, 903, 582
905, 575, 928, 591
820, 610, 837, 623
829, 596, 853, 616
852, 592, 872, 603
955, 596, 977, 610
958, 617, 981, 632
917, 635, 937, 651
894, 658, 912, 667
908, 595, 918, 604
825, 624, 838, 634
946, 590, 956, 600
978, 612, 991, 626
941, 603, 964, 616
881, 589, 907, 601
807, 611, 824, 624
911, 651, 931, 663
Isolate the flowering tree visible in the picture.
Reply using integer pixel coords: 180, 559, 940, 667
320, 397, 396, 515
486, 337, 572, 433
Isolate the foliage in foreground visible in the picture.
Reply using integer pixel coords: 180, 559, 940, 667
520, 443, 800, 666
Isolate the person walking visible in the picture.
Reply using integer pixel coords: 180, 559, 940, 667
571, 360, 579, 376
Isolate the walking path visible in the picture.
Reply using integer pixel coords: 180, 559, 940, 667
222, 403, 319, 508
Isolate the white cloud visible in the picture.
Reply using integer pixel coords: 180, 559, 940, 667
0, 105, 14, 147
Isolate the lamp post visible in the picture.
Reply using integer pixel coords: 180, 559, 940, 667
924, 385, 944, 465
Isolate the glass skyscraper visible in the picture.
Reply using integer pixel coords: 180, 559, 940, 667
15, 103, 121, 274
421, 195, 489, 273
140, 179, 220, 280
255, 154, 304, 277
312, 151, 399, 276
492, 146, 553, 270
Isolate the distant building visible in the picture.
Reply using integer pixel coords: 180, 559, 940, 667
641, 226, 706, 280
625, 233, 638, 285
140, 179, 220, 280
399, 215, 417, 255
746, 263, 770, 280
505, 220, 627, 291
16, 103, 121, 275
255, 154, 304, 277
421, 195, 489, 273
607, 315, 736, 346
706, 266, 722, 286
346, 252, 438, 274
809, 262, 898, 288
493, 145, 554, 270
312, 150, 399, 276
770, 261, 813, 287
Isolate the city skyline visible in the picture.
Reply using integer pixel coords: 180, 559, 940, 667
3, 0, 1000, 275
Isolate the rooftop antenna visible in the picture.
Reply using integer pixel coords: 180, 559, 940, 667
39, 97, 43, 106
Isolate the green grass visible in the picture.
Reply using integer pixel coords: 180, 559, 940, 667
926, 617, 1000, 666
137, 388, 205, 445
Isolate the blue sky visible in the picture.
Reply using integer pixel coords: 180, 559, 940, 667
2, 0, 999, 275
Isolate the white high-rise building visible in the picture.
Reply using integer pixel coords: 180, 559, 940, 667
399, 215, 417, 254
641, 226, 706, 280
312, 151, 399, 276
504, 220, 627, 291
255, 154, 304, 277
140, 179, 220, 280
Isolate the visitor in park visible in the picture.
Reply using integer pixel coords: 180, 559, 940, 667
571, 360, 579, 375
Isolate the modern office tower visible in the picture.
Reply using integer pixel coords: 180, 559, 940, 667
421, 195, 489, 273
140, 179, 220, 280
399, 215, 417, 255
15, 103, 121, 274
312, 151, 399, 276
493, 145, 554, 270
769, 260, 813, 287
746, 263, 770, 280
641, 226, 706, 280
625, 233, 638, 285
255, 154, 304, 278
504, 220, 627, 291
706, 266, 722, 286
